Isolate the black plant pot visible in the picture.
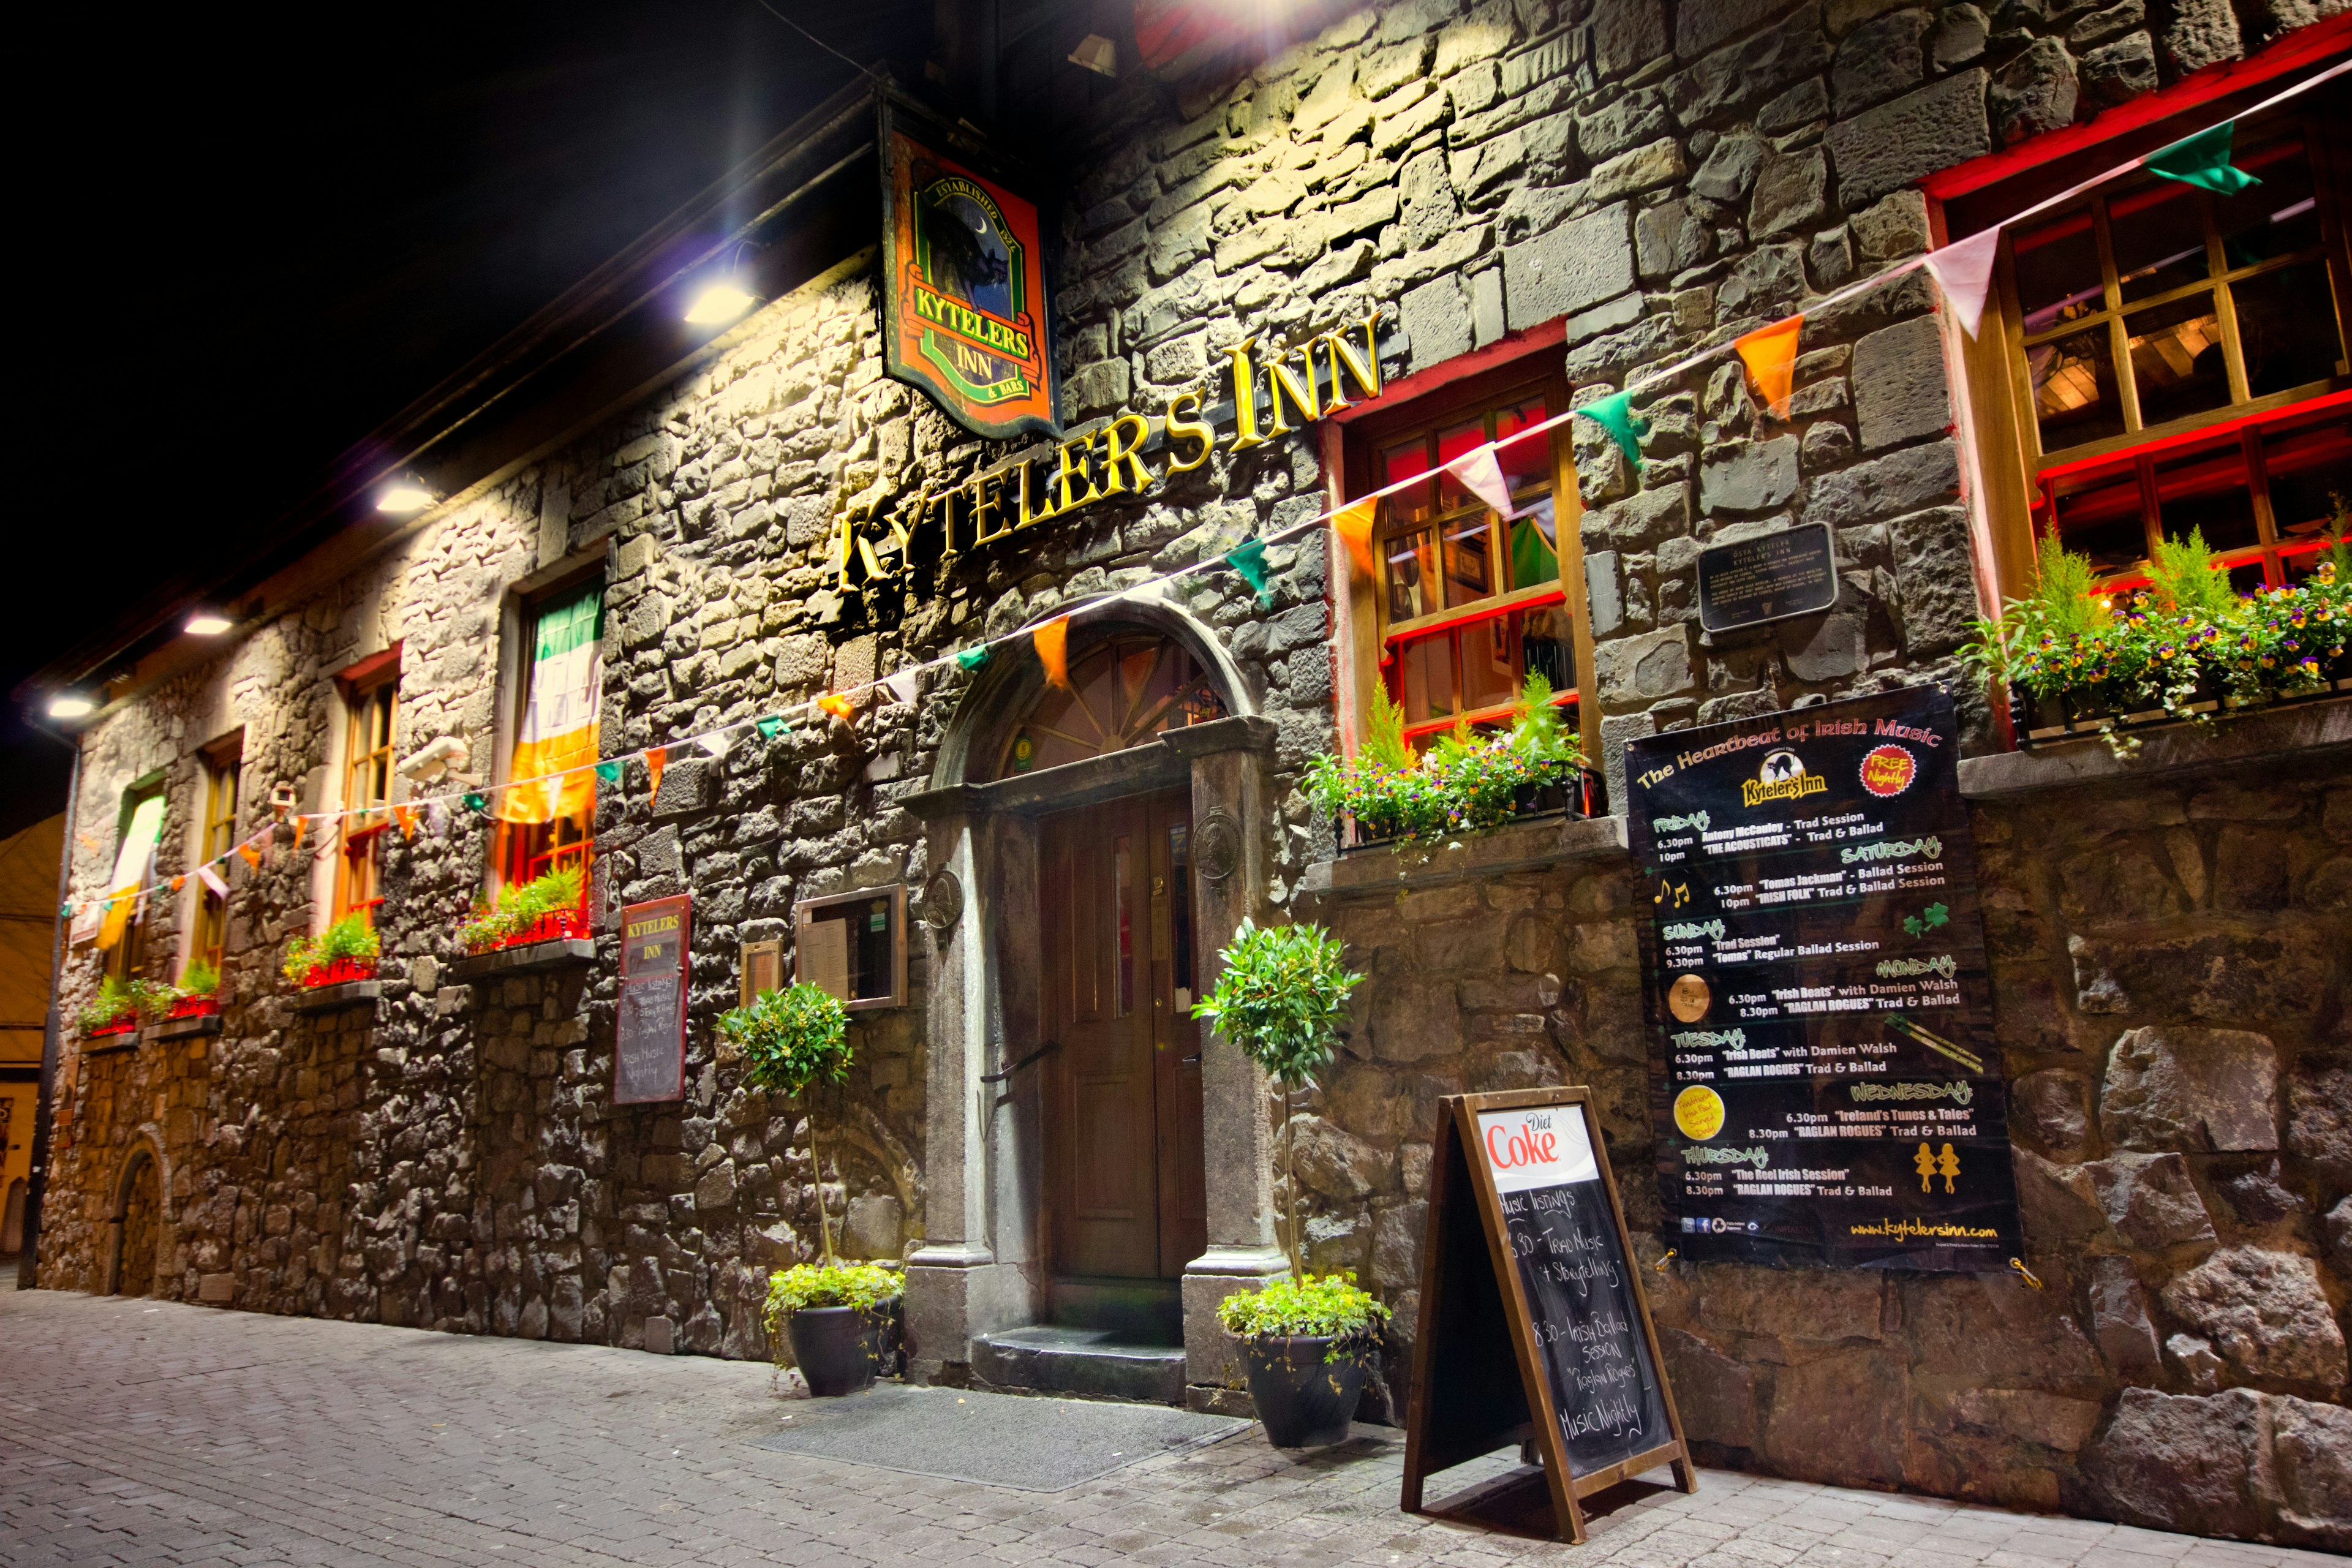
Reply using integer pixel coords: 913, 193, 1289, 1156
1239, 1335, 1366, 1449
788, 1305, 886, 1396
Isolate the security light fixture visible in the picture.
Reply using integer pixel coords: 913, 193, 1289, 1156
684, 281, 757, 325
47, 695, 94, 719
185, 613, 233, 635
378, 483, 435, 514
1069, 34, 1118, 76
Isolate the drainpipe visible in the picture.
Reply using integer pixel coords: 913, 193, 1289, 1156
17, 733, 81, 1289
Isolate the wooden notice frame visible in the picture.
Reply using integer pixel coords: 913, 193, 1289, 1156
614, 894, 690, 1105
793, 884, 908, 1012
1401, 1087, 1696, 1544
740, 939, 784, 1007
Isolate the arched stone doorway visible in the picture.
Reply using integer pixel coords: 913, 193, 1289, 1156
904, 608, 1288, 1403
113, 1152, 161, 1297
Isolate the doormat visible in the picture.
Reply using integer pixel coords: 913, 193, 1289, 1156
748, 1382, 1249, 1492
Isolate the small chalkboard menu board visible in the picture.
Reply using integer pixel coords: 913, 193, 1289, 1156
1401, 1088, 1694, 1544
614, 894, 690, 1104
1697, 521, 1838, 633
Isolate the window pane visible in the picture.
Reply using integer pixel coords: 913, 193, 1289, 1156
1396, 633, 1454, 725
2109, 180, 2209, 304
2153, 439, 2258, 553
1442, 514, 1495, 606
2014, 211, 2104, 333
2232, 261, 2342, 398
2225, 559, 2269, 595
1495, 400, 1552, 494
2051, 469, 2149, 575
2125, 295, 2229, 427
1518, 605, 1576, 694
1433, 417, 1488, 512
1507, 497, 1560, 590
1461, 615, 1518, 712
2031, 328, 2124, 450
1385, 527, 1438, 620
2261, 409, 2352, 543
2217, 134, 2321, 267
1382, 439, 1435, 524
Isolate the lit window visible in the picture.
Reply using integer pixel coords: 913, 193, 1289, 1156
491, 583, 603, 910
192, 736, 241, 971
336, 668, 398, 924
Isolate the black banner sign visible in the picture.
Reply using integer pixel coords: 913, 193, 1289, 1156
1696, 521, 1838, 633
1624, 687, 2019, 1271
614, 894, 690, 1105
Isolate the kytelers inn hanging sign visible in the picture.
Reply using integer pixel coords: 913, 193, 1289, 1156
834, 313, 1387, 594
880, 100, 1061, 442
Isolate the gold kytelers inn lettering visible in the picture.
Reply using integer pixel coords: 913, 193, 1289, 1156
832, 313, 1383, 592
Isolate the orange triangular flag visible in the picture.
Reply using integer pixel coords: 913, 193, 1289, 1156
816, 693, 855, 720
646, 747, 668, 798
1330, 498, 1378, 579
1033, 616, 1071, 689
396, 805, 418, 841
238, 842, 262, 872
291, 816, 307, 852
170, 875, 186, 893
1735, 315, 1804, 418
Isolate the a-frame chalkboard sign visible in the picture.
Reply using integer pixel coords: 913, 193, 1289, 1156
1401, 1088, 1696, 1544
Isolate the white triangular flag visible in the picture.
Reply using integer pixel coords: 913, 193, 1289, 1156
1445, 446, 1514, 516
883, 668, 919, 704
196, 863, 229, 899
1924, 227, 2003, 339
696, 729, 731, 757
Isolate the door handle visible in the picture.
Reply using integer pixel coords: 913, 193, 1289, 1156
981, 1040, 1058, 1084
1180, 1054, 1201, 1065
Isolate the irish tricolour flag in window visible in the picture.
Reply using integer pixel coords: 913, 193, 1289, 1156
500, 588, 602, 824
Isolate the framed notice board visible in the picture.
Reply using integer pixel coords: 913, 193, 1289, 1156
794, 885, 906, 1011
1401, 1088, 1694, 1544
614, 895, 690, 1104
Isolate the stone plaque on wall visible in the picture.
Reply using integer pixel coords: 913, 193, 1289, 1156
1624, 686, 2019, 1271
1695, 521, 1838, 634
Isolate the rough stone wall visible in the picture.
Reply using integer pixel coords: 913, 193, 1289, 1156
1297, 752, 2349, 1549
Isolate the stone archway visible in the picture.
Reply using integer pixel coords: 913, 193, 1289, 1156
113, 1153, 161, 1297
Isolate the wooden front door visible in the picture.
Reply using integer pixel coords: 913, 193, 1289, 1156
1040, 788, 1208, 1280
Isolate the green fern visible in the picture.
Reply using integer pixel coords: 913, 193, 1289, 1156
1361, 684, 1414, 774
2147, 527, 2238, 619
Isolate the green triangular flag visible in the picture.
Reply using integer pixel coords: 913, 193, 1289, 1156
1224, 537, 1275, 608
594, 760, 623, 786
2144, 122, 2260, 195
461, 791, 489, 815
755, 715, 786, 740
1575, 390, 1649, 469
956, 647, 990, 672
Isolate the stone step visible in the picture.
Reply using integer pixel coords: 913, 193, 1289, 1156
972, 1325, 1188, 1406
1047, 1275, 1183, 1338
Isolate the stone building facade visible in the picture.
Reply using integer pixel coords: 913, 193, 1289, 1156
24, 0, 2350, 1549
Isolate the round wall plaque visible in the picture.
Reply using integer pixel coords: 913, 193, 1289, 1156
919, 869, 964, 931
1195, 809, 1242, 883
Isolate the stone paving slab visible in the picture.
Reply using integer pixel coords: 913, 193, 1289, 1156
0, 1287, 2331, 1568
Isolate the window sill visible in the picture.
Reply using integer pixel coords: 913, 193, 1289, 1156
150, 1014, 224, 1042
1300, 812, 1630, 899
289, 979, 382, 1015
450, 937, 597, 982
1960, 693, 2350, 799
82, 1031, 143, 1056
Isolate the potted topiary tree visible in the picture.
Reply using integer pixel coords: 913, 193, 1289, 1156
718, 980, 897, 1395
1191, 917, 1384, 1447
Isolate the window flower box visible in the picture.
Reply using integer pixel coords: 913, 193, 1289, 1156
302, 956, 379, 989
167, 993, 222, 1020
85, 1014, 140, 1041
465, 907, 588, 956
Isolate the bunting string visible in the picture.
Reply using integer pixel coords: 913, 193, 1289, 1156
59, 64, 2349, 924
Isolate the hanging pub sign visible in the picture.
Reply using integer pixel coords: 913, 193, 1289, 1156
879, 99, 1060, 441
1624, 685, 2020, 1271
614, 894, 691, 1104
1401, 1088, 1695, 1545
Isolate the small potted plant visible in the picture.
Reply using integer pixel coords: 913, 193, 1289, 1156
168, 958, 224, 1018
457, 865, 587, 954
78, 975, 141, 1038
718, 980, 894, 1395
282, 914, 380, 988
1191, 918, 1377, 1447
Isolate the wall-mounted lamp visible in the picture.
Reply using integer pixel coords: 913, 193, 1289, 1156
1069, 34, 1118, 76
378, 483, 436, 514
684, 280, 758, 326
47, 695, 94, 719
185, 612, 233, 635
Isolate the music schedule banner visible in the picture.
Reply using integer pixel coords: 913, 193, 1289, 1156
1624, 686, 2019, 1271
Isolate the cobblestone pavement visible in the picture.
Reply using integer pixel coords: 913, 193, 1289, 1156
1, 1286, 2330, 1568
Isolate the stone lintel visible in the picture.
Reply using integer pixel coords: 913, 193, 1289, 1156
899, 782, 991, 823
1158, 714, 1278, 760
1298, 812, 1634, 899
289, 980, 382, 1015
1958, 694, 2350, 799
964, 741, 1189, 817
448, 938, 598, 982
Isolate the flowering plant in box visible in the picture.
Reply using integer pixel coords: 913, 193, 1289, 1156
163, 958, 224, 1018
1305, 672, 1585, 848
282, 915, 380, 987
457, 865, 587, 954
78, 975, 143, 1037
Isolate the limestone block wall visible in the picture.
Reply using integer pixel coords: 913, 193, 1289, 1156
1297, 750, 2348, 1549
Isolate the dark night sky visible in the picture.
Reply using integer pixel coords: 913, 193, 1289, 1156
4, 0, 933, 840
